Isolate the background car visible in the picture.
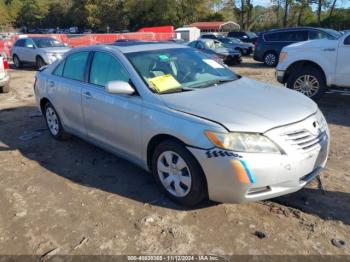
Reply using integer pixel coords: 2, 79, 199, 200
200, 34, 254, 55
0, 55, 9, 93
188, 39, 241, 65
254, 27, 342, 66
11, 37, 71, 69
227, 31, 258, 44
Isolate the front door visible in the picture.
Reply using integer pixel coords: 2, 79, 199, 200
82, 51, 142, 159
335, 35, 350, 87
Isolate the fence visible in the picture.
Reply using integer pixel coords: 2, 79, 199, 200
0, 32, 176, 59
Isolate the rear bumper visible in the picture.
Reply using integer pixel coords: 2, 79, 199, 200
0, 74, 10, 87
187, 136, 328, 203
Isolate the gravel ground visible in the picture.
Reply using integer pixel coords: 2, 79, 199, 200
0, 57, 349, 257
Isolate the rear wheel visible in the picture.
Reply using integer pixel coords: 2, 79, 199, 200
263, 51, 278, 67
13, 55, 22, 69
287, 66, 327, 100
43, 101, 70, 140
151, 140, 207, 206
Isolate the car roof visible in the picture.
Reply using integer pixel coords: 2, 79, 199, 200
265, 27, 330, 33
72, 43, 189, 54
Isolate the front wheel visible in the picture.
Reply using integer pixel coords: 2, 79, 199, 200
44, 102, 70, 140
151, 140, 207, 206
13, 55, 22, 69
36, 56, 46, 69
287, 66, 327, 100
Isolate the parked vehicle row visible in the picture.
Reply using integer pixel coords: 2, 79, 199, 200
34, 42, 329, 206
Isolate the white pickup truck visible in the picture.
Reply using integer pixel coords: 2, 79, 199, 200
0, 55, 10, 93
276, 32, 350, 100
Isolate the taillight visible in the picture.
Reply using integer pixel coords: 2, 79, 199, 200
3, 59, 8, 70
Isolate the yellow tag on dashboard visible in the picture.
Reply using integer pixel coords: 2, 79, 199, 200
148, 74, 181, 93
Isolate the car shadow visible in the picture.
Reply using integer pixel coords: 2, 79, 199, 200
9, 62, 37, 71
318, 92, 350, 127
272, 187, 350, 226
0, 105, 216, 211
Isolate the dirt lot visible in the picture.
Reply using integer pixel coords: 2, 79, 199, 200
0, 57, 349, 257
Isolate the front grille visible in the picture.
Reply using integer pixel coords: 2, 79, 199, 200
283, 129, 326, 152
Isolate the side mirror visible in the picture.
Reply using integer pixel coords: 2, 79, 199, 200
106, 81, 135, 95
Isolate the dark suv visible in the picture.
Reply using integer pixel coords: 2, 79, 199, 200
227, 31, 258, 44
254, 27, 341, 66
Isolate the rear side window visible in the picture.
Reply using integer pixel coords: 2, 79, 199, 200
89, 52, 129, 87
53, 61, 65, 76
265, 31, 308, 42
62, 52, 89, 81
15, 39, 25, 47
264, 32, 281, 41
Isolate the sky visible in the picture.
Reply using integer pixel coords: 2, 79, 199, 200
254, 0, 350, 8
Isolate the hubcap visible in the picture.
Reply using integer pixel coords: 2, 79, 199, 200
46, 107, 59, 136
157, 151, 192, 197
293, 75, 320, 97
265, 54, 276, 66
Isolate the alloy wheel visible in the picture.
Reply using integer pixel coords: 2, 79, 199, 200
293, 74, 320, 97
264, 53, 276, 66
157, 151, 192, 197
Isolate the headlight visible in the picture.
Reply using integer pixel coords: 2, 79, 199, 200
205, 131, 282, 154
279, 52, 288, 63
48, 53, 62, 60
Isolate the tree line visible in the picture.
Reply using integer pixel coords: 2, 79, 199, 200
0, 0, 349, 33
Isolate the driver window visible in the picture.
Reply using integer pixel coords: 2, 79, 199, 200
89, 52, 129, 87
24, 39, 34, 48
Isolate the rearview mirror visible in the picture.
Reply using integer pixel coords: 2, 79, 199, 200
106, 81, 135, 95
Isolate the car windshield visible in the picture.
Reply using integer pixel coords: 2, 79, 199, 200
126, 48, 238, 94
32, 38, 66, 48
321, 29, 342, 39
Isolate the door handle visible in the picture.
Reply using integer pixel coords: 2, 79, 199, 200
83, 91, 92, 99
48, 80, 55, 87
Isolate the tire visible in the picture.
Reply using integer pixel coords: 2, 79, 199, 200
43, 101, 71, 140
151, 140, 207, 206
287, 66, 327, 100
36, 56, 46, 69
0, 83, 10, 93
13, 55, 22, 69
263, 51, 278, 67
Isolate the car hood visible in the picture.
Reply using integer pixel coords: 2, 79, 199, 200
40, 47, 71, 53
283, 39, 338, 51
161, 77, 317, 133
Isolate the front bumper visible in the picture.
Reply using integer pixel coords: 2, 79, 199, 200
187, 134, 329, 203
276, 70, 285, 84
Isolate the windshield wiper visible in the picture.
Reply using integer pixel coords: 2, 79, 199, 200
188, 78, 237, 89
157, 87, 194, 94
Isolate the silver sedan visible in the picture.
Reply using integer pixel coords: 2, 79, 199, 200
34, 43, 329, 206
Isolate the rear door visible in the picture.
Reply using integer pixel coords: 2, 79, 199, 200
82, 51, 142, 158
23, 39, 36, 62
46, 51, 89, 136
335, 35, 350, 87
